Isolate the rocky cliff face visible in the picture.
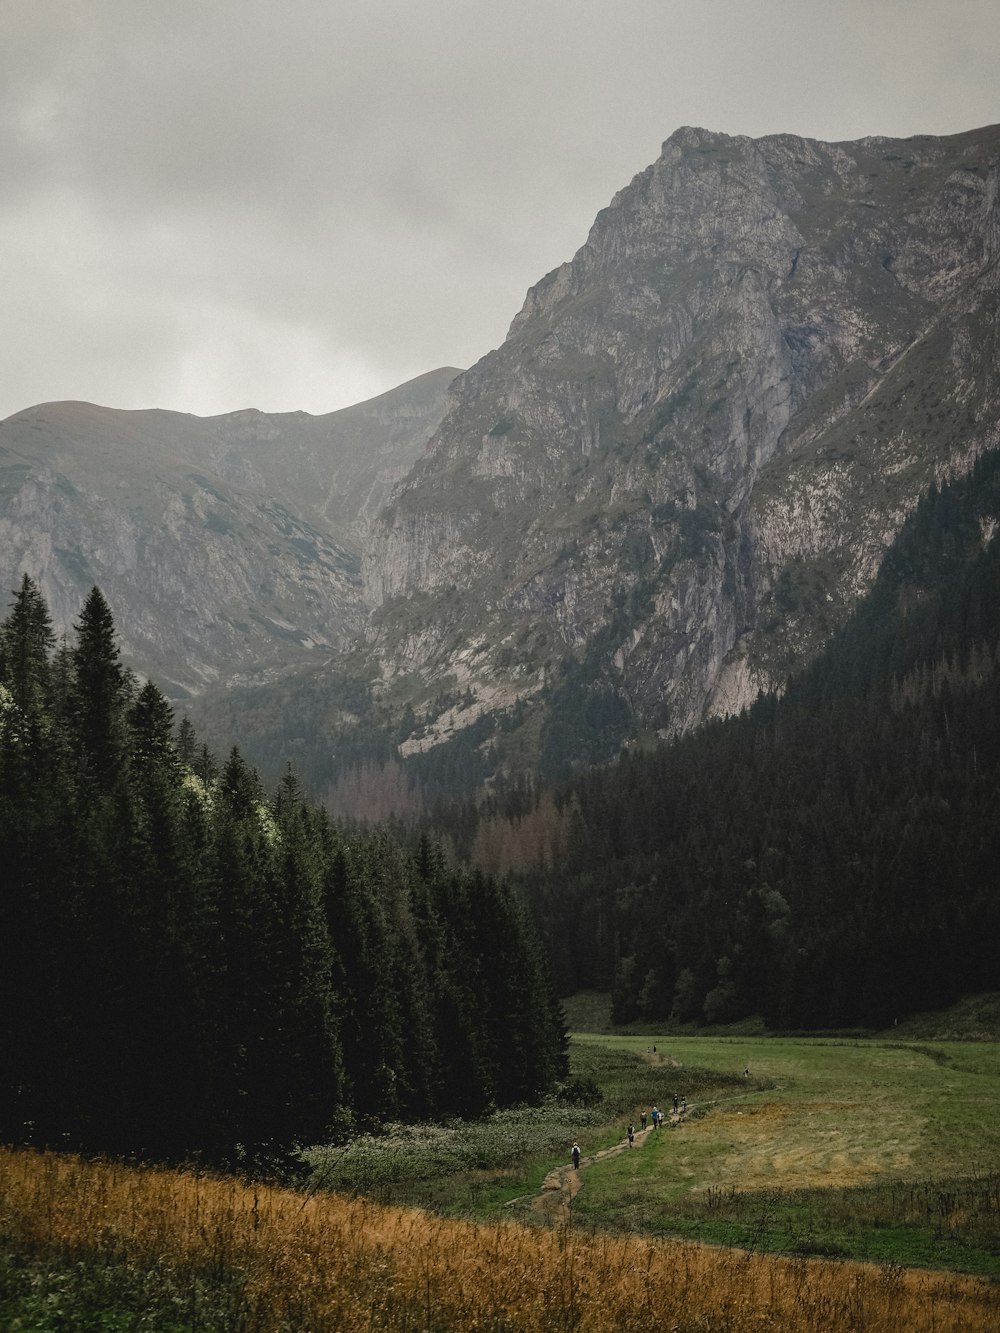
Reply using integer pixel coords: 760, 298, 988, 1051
0, 368, 458, 695
364, 124, 1000, 762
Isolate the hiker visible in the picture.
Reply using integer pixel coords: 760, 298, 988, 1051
627, 1123, 635, 1148
572, 1142, 581, 1170
672, 1093, 678, 1114
681, 1097, 687, 1113
640, 1110, 647, 1130
652, 1106, 659, 1128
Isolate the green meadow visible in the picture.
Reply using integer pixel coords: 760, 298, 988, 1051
564, 1031, 1000, 1274
308, 1001, 1000, 1276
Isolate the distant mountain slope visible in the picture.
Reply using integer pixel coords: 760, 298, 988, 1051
0, 368, 459, 694
364, 124, 1000, 772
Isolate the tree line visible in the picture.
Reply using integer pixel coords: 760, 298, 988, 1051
0, 582, 566, 1168
449, 448, 1000, 1030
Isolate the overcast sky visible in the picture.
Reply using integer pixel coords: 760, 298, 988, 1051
2, 0, 997, 422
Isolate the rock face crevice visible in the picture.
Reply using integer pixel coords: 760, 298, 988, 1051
365, 124, 1000, 749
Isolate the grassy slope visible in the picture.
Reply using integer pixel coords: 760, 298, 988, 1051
3, 1147, 997, 1333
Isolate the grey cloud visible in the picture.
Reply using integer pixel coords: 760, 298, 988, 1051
1, 0, 998, 418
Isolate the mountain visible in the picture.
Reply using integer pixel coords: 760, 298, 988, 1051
483, 446, 1000, 1028
0, 368, 459, 695
364, 124, 1000, 775
6, 124, 999, 793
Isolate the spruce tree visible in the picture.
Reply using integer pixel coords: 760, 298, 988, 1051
124, 680, 208, 1154
64, 589, 143, 1151
269, 767, 344, 1144
0, 578, 72, 1142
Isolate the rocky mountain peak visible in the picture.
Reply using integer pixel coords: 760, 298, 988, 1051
5, 121, 999, 786
364, 123, 1000, 771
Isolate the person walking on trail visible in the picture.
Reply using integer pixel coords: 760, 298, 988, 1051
672, 1093, 679, 1114
572, 1142, 581, 1170
641, 1110, 647, 1130
627, 1123, 635, 1148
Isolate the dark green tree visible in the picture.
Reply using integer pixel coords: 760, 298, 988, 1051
0, 578, 74, 1142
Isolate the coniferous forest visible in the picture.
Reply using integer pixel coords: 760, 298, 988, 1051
462, 449, 1000, 1031
0, 581, 566, 1168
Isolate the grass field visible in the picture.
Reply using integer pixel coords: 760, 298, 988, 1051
558, 1031, 1000, 1275
304, 1009, 1000, 1276
3, 1004, 1000, 1328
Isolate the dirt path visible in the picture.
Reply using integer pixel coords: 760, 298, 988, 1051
507, 1111, 688, 1225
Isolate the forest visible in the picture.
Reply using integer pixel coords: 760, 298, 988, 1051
0, 581, 566, 1168
5, 436, 1000, 1181
452, 448, 1000, 1029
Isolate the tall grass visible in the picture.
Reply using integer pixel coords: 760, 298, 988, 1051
2, 1147, 998, 1332
692, 1170, 1000, 1248
662, 1170, 1000, 1276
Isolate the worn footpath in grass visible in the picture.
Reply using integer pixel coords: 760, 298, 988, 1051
304, 1103, 608, 1215
304, 1040, 744, 1217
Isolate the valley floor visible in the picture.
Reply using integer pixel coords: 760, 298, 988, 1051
3, 1022, 1000, 1329
539, 1032, 1000, 1276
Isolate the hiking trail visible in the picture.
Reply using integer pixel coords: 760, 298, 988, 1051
506, 1107, 689, 1225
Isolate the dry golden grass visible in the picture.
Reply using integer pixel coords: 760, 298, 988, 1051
701, 1100, 919, 1193
2, 1146, 998, 1331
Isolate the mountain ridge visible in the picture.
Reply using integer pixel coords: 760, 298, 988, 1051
362, 121, 1000, 771
0, 367, 460, 694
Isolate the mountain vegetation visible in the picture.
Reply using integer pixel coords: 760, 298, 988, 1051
2, 123, 999, 1065
0, 579, 566, 1168
448, 446, 1000, 1029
